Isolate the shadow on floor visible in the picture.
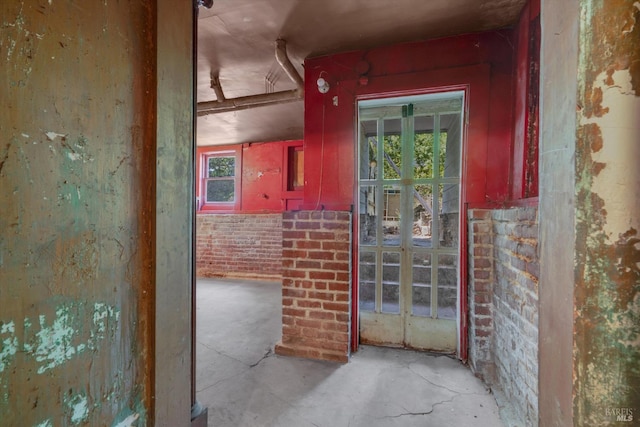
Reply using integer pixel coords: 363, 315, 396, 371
196, 278, 504, 427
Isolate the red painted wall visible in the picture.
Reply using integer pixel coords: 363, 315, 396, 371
196, 26, 540, 212
302, 30, 517, 211
196, 140, 302, 213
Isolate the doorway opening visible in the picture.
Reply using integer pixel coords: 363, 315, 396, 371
356, 91, 464, 353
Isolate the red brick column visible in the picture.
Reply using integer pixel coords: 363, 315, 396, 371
468, 209, 496, 381
275, 211, 352, 362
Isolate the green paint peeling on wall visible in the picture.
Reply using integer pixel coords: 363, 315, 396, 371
575, 0, 640, 424
0, 301, 121, 376
66, 392, 89, 424
0, 295, 142, 422
0, 322, 18, 373
110, 392, 147, 427
1, 0, 161, 424
59, 135, 94, 165
0, 321, 18, 408
31, 307, 84, 374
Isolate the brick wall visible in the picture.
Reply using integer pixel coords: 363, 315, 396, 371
468, 210, 495, 378
468, 207, 539, 426
275, 211, 352, 363
196, 213, 282, 279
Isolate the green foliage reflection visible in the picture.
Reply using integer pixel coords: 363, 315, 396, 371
377, 132, 447, 179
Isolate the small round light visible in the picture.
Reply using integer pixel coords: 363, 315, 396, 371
316, 77, 330, 94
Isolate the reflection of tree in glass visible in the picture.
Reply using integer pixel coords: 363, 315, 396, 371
377, 133, 447, 179
381, 134, 400, 179
208, 157, 235, 177
206, 180, 234, 202
206, 156, 235, 202
415, 132, 447, 178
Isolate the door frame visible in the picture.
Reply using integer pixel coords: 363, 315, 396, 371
354, 88, 466, 354
350, 65, 491, 360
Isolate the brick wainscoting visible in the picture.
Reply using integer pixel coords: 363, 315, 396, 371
275, 211, 352, 363
468, 207, 539, 426
196, 213, 283, 279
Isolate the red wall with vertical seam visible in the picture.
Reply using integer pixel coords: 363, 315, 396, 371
196, 140, 302, 213
302, 30, 519, 355
302, 30, 516, 211
512, 0, 541, 200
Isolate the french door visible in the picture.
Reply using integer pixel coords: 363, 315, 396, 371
357, 92, 464, 352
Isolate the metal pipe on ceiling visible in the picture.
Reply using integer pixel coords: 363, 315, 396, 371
210, 73, 226, 102
197, 89, 301, 115
197, 39, 304, 116
275, 39, 304, 94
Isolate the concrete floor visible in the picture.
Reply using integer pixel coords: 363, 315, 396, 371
196, 278, 505, 427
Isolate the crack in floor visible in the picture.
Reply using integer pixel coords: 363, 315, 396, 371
249, 347, 272, 368
196, 344, 274, 393
407, 363, 490, 397
196, 367, 248, 393
197, 341, 247, 365
381, 394, 461, 419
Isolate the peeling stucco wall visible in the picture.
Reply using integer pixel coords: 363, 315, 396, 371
155, 0, 195, 424
1, 0, 156, 424
574, 0, 640, 424
538, 0, 578, 424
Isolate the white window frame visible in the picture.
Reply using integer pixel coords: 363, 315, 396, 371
199, 148, 241, 212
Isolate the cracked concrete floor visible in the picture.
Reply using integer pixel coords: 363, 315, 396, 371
196, 278, 504, 427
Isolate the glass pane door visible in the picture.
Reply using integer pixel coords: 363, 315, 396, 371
358, 92, 463, 352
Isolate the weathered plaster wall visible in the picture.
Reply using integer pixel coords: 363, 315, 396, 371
574, 0, 640, 424
155, 0, 194, 425
538, 0, 579, 425
0, 1, 155, 424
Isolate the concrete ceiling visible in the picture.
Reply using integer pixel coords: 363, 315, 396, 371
196, 0, 526, 146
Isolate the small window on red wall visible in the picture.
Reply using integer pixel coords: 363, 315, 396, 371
282, 141, 303, 210
200, 148, 241, 211
288, 146, 304, 191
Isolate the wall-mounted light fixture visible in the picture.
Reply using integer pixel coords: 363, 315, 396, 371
317, 77, 330, 94
198, 0, 214, 8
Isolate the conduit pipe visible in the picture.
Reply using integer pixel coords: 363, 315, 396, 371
210, 73, 226, 102
197, 39, 304, 116
275, 39, 304, 94
197, 89, 302, 115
